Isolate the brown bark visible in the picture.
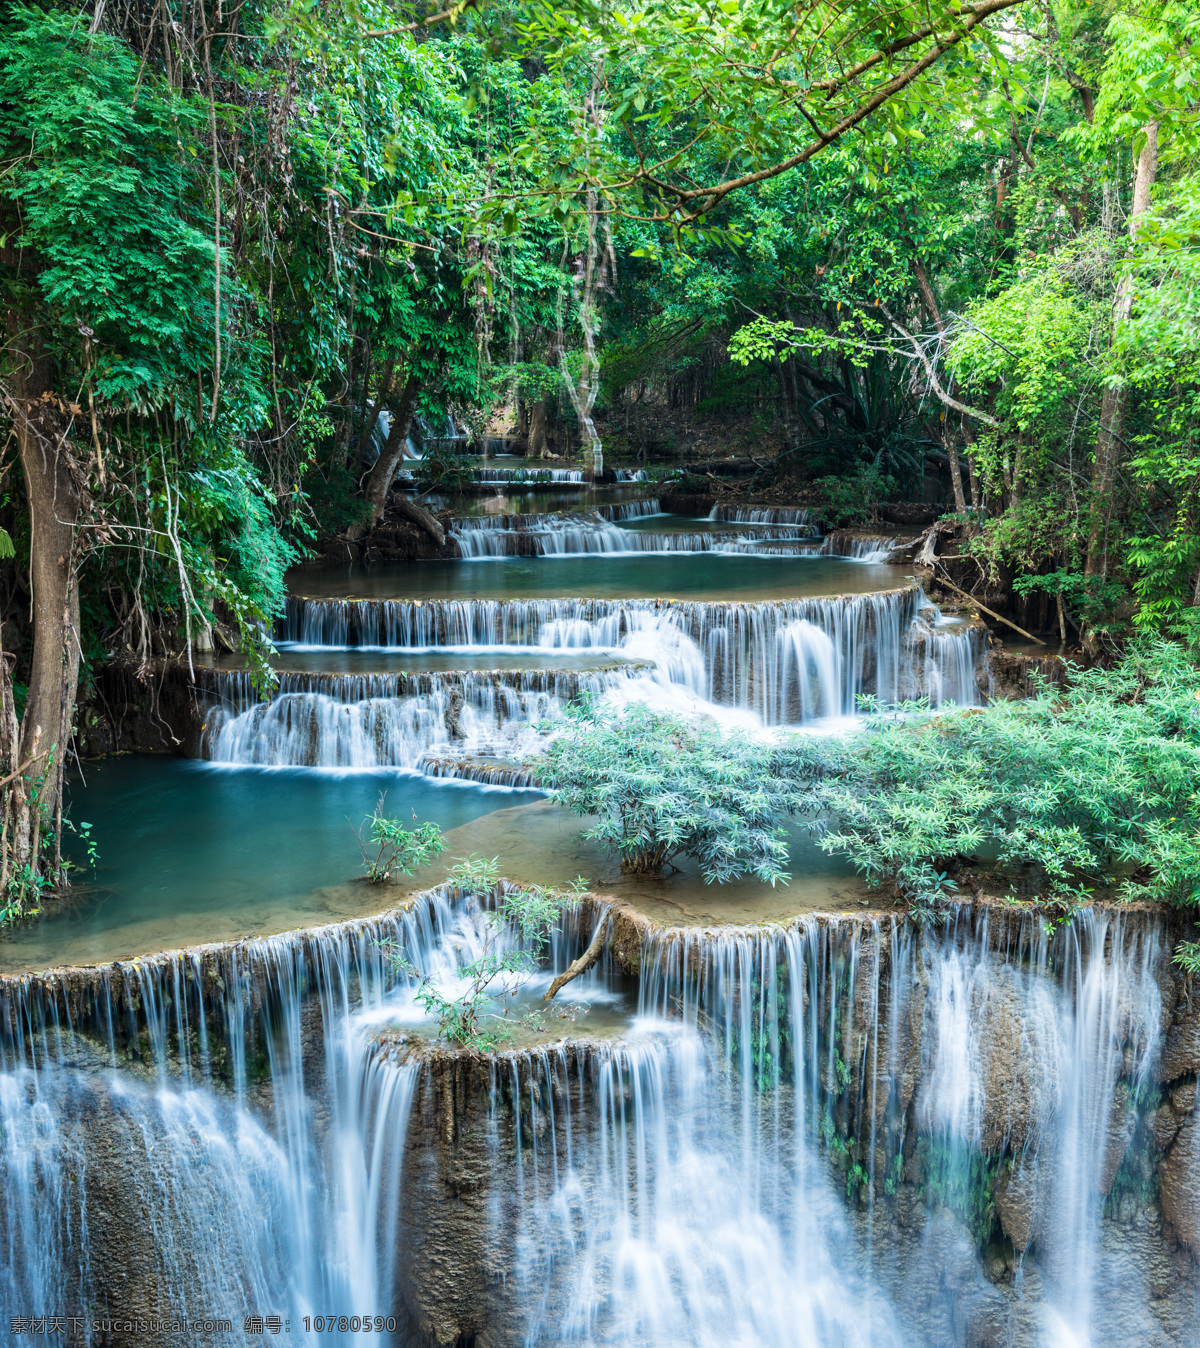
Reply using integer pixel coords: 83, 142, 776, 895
391, 495, 445, 548
773, 353, 804, 459
353, 355, 396, 470
931, 568, 1046, 646
3, 311, 81, 876
1085, 122, 1158, 579
544, 916, 609, 1002
361, 373, 420, 523
528, 399, 554, 459
962, 420, 980, 510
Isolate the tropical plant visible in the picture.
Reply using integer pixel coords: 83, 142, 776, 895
816, 645, 1200, 919
353, 800, 447, 884
536, 699, 829, 883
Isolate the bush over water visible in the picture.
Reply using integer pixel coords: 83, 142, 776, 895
539, 647, 1200, 916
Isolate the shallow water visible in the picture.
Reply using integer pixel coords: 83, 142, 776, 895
290, 554, 910, 603
0, 759, 507, 972
0, 760, 869, 973
203, 649, 648, 676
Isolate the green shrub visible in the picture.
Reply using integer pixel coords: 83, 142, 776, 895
816, 643, 1200, 917
354, 798, 447, 883
535, 700, 828, 883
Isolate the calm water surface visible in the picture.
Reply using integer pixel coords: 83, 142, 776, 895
289, 554, 910, 602
2, 757, 869, 973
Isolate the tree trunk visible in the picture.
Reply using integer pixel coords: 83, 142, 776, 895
529, 399, 554, 459
3, 311, 81, 890
1085, 122, 1158, 579
544, 916, 608, 1002
962, 420, 981, 510
353, 355, 396, 471
912, 258, 967, 513
391, 495, 445, 548
773, 354, 803, 460
361, 374, 420, 524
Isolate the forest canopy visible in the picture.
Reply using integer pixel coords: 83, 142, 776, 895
1, 0, 1198, 908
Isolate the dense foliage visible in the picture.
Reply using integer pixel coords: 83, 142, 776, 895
2, 0, 1199, 916
536, 700, 829, 883
816, 645, 1200, 918
538, 650, 1200, 917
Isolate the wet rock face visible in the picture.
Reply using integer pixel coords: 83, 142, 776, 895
75, 659, 204, 756
391, 1043, 612, 1347
1158, 1089, 1200, 1249
6, 897, 1200, 1346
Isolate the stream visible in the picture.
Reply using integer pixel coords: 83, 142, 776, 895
2, 503, 1195, 1346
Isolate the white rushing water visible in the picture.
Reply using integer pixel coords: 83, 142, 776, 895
202, 668, 640, 771
708, 504, 814, 526
477, 908, 1177, 1345
207, 590, 983, 769
0, 899, 1183, 1344
471, 468, 585, 484
450, 508, 817, 558
0, 887, 580, 1345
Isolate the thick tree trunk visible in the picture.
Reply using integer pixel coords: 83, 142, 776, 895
391, 495, 445, 548
353, 355, 396, 471
352, 375, 443, 547
962, 420, 981, 510
362, 374, 420, 524
2, 309, 81, 888
529, 399, 555, 459
1085, 122, 1158, 579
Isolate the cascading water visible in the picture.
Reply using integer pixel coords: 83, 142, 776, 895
819, 534, 902, 561
593, 499, 664, 521
201, 668, 643, 770
0, 886, 605, 1346
452, 513, 816, 558
258, 589, 984, 767
3, 892, 1194, 1344
471, 468, 585, 484
285, 591, 978, 711
487, 906, 1188, 1346
708, 504, 815, 526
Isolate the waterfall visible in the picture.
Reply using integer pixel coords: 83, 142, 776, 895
505, 1028, 903, 1347
1, 897, 1188, 1342
471, 468, 584, 484
708, 505, 814, 527
0, 886, 599, 1346
452, 513, 814, 558
0, 901, 436, 1345
200, 667, 646, 770
914, 908, 1167, 1344
594, 499, 663, 521
614, 468, 648, 481
819, 535, 901, 561
276, 589, 983, 729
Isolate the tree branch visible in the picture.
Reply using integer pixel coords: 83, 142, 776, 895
639, 0, 1030, 222
879, 304, 999, 428
544, 916, 608, 1002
